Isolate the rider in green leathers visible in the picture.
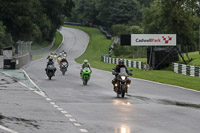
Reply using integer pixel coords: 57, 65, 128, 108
80, 59, 92, 76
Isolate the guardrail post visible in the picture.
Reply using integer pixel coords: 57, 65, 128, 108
194, 66, 199, 77
186, 65, 190, 76
190, 66, 195, 77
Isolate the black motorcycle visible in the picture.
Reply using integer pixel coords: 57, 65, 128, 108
60, 61, 68, 75
112, 67, 132, 98
46, 64, 56, 80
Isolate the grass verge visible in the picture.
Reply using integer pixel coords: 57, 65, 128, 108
31, 41, 49, 50
64, 25, 200, 91
51, 31, 63, 51
32, 31, 63, 60
179, 51, 200, 66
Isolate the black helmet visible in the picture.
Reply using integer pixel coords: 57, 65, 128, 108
119, 59, 124, 66
49, 57, 53, 61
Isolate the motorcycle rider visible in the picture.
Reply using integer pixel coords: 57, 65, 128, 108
60, 56, 68, 68
80, 59, 92, 76
112, 59, 132, 92
45, 57, 56, 75
47, 53, 54, 60
57, 53, 63, 64
61, 50, 67, 57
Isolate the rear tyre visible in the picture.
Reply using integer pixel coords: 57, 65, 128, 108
62, 71, 65, 75
83, 76, 88, 85
121, 91, 125, 98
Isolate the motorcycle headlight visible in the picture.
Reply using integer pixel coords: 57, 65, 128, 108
121, 76, 126, 80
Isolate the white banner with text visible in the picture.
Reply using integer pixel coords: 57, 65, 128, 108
131, 34, 176, 46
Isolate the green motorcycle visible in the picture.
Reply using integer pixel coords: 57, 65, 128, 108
81, 67, 92, 85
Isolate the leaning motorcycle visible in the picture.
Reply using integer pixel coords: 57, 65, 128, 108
60, 61, 68, 75
112, 67, 132, 98
81, 67, 92, 85
46, 65, 56, 80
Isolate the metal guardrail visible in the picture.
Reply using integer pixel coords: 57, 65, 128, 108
172, 63, 200, 77
101, 55, 149, 70
104, 36, 118, 57
31, 39, 55, 55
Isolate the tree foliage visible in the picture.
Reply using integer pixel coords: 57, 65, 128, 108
0, 0, 74, 48
0, 21, 13, 49
70, 0, 141, 27
142, 0, 200, 51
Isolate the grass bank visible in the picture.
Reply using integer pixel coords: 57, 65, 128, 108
64, 25, 200, 91
51, 31, 63, 51
32, 31, 63, 60
31, 41, 50, 50
179, 52, 200, 66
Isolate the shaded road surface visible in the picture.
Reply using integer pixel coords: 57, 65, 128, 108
0, 72, 80, 133
22, 27, 200, 133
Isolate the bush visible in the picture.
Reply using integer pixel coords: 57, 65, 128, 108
130, 25, 143, 34
111, 24, 130, 36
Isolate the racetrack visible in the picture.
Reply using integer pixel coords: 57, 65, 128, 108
23, 27, 200, 133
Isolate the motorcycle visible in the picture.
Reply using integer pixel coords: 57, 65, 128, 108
60, 61, 68, 75
112, 67, 132, 98
46, 64, 56, 80
81, 67, 92, 85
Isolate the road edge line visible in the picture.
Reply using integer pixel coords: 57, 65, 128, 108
131, 77, 200, 93
20, 69, 46, 97
0, 125, 19, 133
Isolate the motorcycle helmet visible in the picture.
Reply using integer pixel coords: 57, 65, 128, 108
49, 57, 53, 61
83, 59, 88, 64
119, 59, 124, 66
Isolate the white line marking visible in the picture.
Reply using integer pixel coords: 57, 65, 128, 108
57, 108, 63, 111
74, 123, 81, 127
21, 69, 46, 97
45, 98, 51, 101
61, 111, 68, 114
53, 105, 59, 108
80, 129, 88, 132
69, 118, 76, 122
0, 125, 19, 133
65, 114, 72, 118
1, 71, 47, 97
50, 102, 55, 105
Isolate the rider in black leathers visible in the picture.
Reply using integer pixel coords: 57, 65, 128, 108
112, 59, 132, 91
45, 57, 56, 75
60, 57, 68, 68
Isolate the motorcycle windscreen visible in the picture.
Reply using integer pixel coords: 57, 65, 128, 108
119, 67, 128, 76
83, 67, 91, 74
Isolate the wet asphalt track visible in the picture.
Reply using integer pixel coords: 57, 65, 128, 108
1, 27, 200, 133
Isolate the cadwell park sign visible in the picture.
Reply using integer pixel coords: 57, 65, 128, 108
131, 34, 176, 46
120, 34, 176, 46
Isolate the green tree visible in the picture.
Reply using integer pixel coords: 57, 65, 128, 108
0, 21, 13, 49
0, 0, 42, 41
112, 24, 130, 36
142, 0, 200, 51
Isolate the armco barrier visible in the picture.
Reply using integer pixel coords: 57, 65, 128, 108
172, 63, 200, 77
31, 38, 55, 55
101, 55, 149, 70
